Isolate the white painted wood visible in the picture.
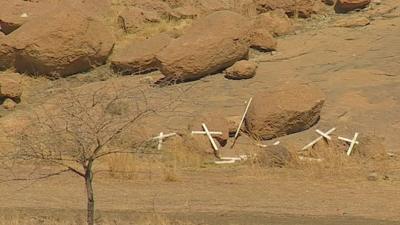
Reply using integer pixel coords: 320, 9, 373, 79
191, 131, 223, 135
298, 156, 323, 162
202, 123, 219, 151
273, 141, 280, 145
301, 127, 336, 150
316, 129, 332, 140
157, 132, 163, 150
338, 136, 359, 144
215, 160, 236, 164
338, 133, 359, 156
152, 132, 177, 150
220, 157, 242, 161
231, 97, 253, 148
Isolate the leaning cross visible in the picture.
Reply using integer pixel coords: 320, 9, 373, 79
231, 97, 253, 149
338, 133, 359, 156
152, 132, 176, 150
191, 123, 221, 151
301, 127, 336, 150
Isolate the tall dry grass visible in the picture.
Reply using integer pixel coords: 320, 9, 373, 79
103, 135, 208, 181
0, 213, 200, 225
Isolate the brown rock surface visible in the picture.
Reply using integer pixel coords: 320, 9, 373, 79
8, 5, 114, 77
0, 0, 48, 34
111, 34, 172, 75
117, 7, 161, 33
249, 29, 277, 51
253, 10, 294, 37
335, 0, 371, 13
156, 11, 251, 81
0, 76, 22, 100
254, 0, 320, 18
0, 38, 16, 71
245, 83, 325, 140
334, 16, 370, 27
225, 60, 258, 80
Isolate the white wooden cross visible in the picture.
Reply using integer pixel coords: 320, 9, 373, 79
152, 132, 176, 150
191, 123, 221, 151
231, 97, 253, 148
338, 133, 359, 156
215, 155, 248, 164
301, 127, 336, 150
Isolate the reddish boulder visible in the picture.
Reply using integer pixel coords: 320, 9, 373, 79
111, 33, 173, 75
335, 0, 371, 13
253, 9, 294, 37
249, 29, 277, 51
0, 0, 49, 34
156, 11, 251, 81
245, 83, 325, 140
8, 6, 114, 77
224, 60, 258, 80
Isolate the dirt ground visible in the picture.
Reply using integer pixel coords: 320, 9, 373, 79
1, 3, 400, 225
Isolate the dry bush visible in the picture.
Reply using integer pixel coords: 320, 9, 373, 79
295, 135, 390, 179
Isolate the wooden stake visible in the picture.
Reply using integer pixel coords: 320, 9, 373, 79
201, 123, 219, 151
301, 127, 336, 150
231, 97, 253, 148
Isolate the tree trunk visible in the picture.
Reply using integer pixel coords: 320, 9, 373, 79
85, 165, 95, 225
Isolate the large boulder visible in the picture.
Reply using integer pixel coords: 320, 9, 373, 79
0, 0, 48, 34
253, 9, 294, 37
245, 83, 325, 140
111, 33, 173, 75
8, 6, 114, 77
224, 60, 258, 80
335, 0, 371, 13
156, 11, 251, 81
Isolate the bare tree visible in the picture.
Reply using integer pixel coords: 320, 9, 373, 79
2, 81, 186, 225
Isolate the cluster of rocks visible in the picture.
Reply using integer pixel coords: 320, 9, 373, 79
0, 0, 373, 81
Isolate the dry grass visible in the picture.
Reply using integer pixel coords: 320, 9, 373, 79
294, 136, 391, 179
105, 153, 137, 179
0, 213, 200, 225
102, 135, 208, 181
